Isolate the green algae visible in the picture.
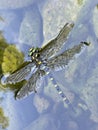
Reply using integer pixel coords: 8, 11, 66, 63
0, 32, 24, 75
0, 32, 25, 93
96, 4, 98, 9
77, 0, 83, 5
0, 32, 8, 75
2, 45, 24, 74
0, 107, 9, 129
0, 31, 24, 75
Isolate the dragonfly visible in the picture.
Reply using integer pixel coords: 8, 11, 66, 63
4, 23, 89, 107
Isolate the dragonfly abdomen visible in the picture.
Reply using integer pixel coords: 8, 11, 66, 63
45, 67, 71, 106
45, 70, 76, 112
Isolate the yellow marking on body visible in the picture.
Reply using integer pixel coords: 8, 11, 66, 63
58, 91, 63, 94
38, 61, 42, 65
63, 97, 67, 101
36, 58, 38, 61
34, 58, 42, 65
35, 54, 38, 57
32, 56, 35, 59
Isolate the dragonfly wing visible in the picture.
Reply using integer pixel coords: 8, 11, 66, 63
47, 42, 90, 71
4, 61, 35, 84
40, 23, 74, 60
16, 69, 45, 99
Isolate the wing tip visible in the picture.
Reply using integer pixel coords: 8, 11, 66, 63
2, 75, 13, 84
66, 22, 74, 28
15, 91, 26, 100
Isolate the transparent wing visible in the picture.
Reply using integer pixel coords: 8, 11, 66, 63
16, 69, 45, 99
4, 61, 35, 84
47, 42, 90, 71
40, 23, 74, 60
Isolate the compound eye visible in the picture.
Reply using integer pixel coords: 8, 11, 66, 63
28, 47, 35, 56
28, 47, 40, 56
35, 48, 38, 52
34, 48, 37, 52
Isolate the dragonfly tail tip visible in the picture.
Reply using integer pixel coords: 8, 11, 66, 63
81, 41, 91, 46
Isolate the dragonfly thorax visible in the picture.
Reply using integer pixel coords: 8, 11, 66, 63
28, 47, 40, 57
28, 47, 43, 66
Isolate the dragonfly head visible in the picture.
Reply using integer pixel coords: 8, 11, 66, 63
28, 47, 40, 58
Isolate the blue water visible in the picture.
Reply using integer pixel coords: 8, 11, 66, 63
0, 0, 98, 130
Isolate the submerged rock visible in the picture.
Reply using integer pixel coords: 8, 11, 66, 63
33, 95, 50, 114
19, 5, 43, 48
41, 0, 82, 44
